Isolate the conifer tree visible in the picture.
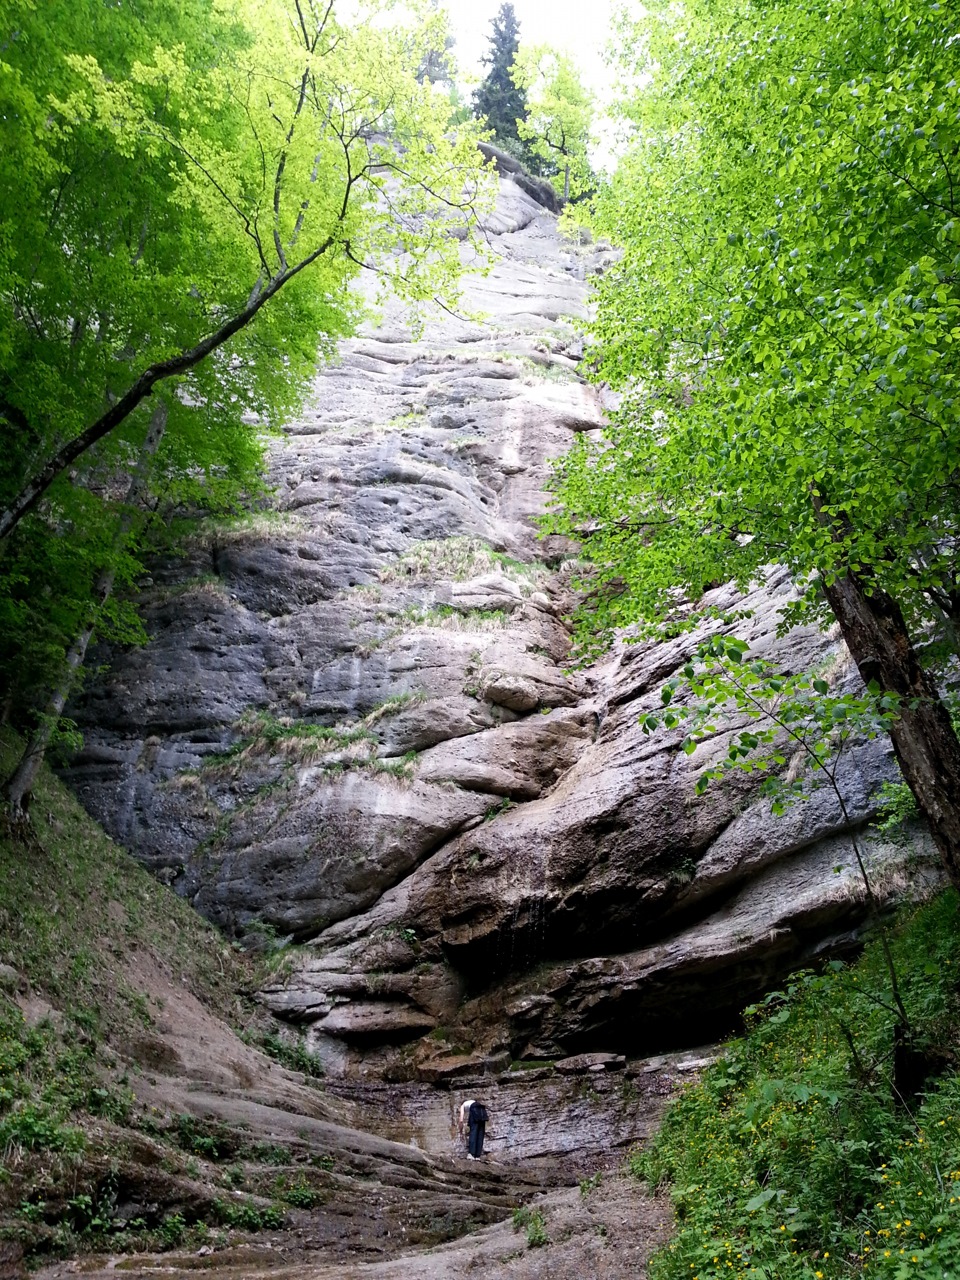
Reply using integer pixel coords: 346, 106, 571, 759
473, 3, 528, 155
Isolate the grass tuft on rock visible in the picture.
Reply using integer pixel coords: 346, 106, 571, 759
635, 890, 960, 1279
378, 535, 544, 587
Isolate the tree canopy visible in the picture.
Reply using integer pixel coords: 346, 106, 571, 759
0, 0, 492, 541
472, 3, 528, 156
548, 0, 960, 884
512, 46, 594, 203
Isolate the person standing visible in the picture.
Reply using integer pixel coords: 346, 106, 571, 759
457, 1097, 488, 1160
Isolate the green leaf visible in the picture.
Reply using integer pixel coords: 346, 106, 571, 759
543, 0, 960, 861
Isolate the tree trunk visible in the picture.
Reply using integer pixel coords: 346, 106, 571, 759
4, 401, 168, 820
4, 620, 97, 818
563, 163, 570, 205
0, 227, 332, 541
822, 568, 960, 891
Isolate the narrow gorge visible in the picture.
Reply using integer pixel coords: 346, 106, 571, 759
65, 176, 942, 1084
7, 176, 945, 1280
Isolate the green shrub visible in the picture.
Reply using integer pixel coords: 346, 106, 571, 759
0, 1101, 84, 1154
873, 780, 920, 834
213, 1198, 287, 1230
64, 1193, 114, 1236
158, 1212, 187, 1248
256, 1029, 327, 1080
274, 1175, 321, 1208
512, 1205, 549, 1249
176, 1119, 218, 1158
636, 892, 960, 1280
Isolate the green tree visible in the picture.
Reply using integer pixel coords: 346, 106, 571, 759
0, 0, 491, 542
473, 3, 528, 156
547, 0, 960, 887
512, 46, 594, 203
0, 0, 491, 814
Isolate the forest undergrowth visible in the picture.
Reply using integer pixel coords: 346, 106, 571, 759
0, 729, 311, 1263
637, 889, 960, 1280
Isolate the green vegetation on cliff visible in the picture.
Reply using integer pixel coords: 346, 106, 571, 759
637, 891, 960, 1280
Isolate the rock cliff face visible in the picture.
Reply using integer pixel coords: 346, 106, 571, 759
65, 178, 943, 1079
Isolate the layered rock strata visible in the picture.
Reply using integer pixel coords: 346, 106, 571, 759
65, 178, 943, 1078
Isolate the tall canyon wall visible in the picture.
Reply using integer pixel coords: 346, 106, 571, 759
64, 179, 943, 1080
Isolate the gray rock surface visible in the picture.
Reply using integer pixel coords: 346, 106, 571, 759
64, 178, 944, 1077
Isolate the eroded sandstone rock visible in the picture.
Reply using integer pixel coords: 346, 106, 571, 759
64, 178, 944, 1078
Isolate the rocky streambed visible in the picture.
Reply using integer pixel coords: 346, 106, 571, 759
63, 175, 943, 1094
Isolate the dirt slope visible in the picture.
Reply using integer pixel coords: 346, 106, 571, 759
1, 730, 672, 1279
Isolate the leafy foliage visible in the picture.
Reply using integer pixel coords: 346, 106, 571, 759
245, 1029, 325, 1080
643, 635, 899, 810
637, 891, 960, 1280
0, 487, 149, 730
512, 1204, 549, 1248
548, 0, 960, 654
274, 1173, 324, 1208
2, 0, 490, 528
875, 781, 921, 835
512, 47, 595, 203
212, 1197, 287, 1230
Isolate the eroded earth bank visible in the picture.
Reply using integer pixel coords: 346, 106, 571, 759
31, 176, 944, 1276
